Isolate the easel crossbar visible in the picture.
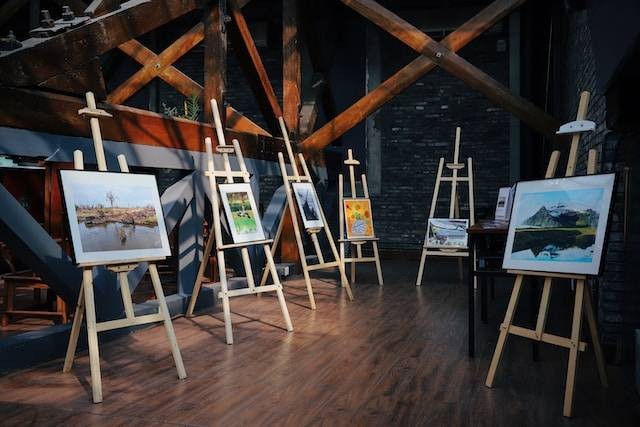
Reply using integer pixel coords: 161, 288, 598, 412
95, 313, 165, 333
221, 284, 281, 298
506, 325, 587, 351
306, 261, 341, 271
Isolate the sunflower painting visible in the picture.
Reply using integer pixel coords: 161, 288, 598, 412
344, 198, 375, 239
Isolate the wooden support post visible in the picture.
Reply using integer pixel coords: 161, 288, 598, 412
283, 0, 301, 134
204, 0, 227, 119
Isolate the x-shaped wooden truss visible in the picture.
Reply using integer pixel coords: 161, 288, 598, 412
299, 0, 559, 154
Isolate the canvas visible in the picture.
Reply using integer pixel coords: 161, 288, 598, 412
344, 198, 375, 239
219, 183, 266, 244
425, 218, 469, 249
502, 173, 615, 275
292, 182, 324, 229
60, 170, 171, 266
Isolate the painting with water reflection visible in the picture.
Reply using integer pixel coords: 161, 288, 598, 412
502, 173, 615, 276
60, 170, 171, 266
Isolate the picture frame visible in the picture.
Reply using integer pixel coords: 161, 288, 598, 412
494, 186, 515, 221
343, 198, 375, 240
60, 170, 171, 266
219, 183, 266, 244
425, 218, 469, 249
502, 173, 615, 276
291, 182, 324, 229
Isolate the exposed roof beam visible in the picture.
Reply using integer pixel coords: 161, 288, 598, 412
108, 23, 204, 104
343, 0, 558, 135
228, 0, 283, 133
0, 0, 202, 89
299, 0, 539, 154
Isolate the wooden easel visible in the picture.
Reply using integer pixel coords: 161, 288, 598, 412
485, 91, 608, 418
185, 99, 293, 344
258, 117, 353, 309
63, 92, 186, 403
416, 127, 475, 286
338, 149, 383, 286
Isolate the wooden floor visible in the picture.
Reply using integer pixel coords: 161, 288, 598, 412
0, 259, 638, 426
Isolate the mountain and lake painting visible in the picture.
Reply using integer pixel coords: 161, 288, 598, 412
503, 174, 615, 275
60, 170, 171, 266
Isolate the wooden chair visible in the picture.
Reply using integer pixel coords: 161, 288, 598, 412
1, 270, 69, 327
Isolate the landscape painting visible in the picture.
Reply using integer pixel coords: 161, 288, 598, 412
425, 218, 468, 249
292, 182, 324, 229
219, 183, 265, 244
344, 198, 375, 239
60, 170, 171, 266
503, 173, 615, 275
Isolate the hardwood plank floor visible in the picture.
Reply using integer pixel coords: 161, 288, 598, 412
0, 259, 638, 426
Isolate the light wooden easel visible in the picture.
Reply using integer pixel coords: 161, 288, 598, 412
185, 99, 292, 344
63, 92, 186, 403
338, 149, 383, 286
485, 91, 608, 418
258, 117, 353, 309
416, 127, 475, 286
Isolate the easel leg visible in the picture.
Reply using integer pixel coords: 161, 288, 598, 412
301, 264, 317, 310
339, 241, 346, 288
350, 244, 356, 285
264, 244, 293, 331
259, 205, 287, 288
584, 285, 608, 387
416, 248, 427, 286
563, 280, 585, 417
81, 269, 103, 403
218, 250, 234, 344
485, 274, 524, 388
323, 221, 354, 301
187, 232, 215, 316
149, 264, 187, 379
372, 241, 384, 286
63, 285, 85, 373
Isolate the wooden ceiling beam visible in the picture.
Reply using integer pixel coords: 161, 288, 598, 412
108, 23, 204, 105
299, 0, 532, 154
0, 87, 282, 159
228, 0, 283, 134
226, 106, 272, 137
0, 0, 201, 89
118, 39, 203, 99
203, 0, 227, 120
282, 0, 301, 134
342, 0, 558, 136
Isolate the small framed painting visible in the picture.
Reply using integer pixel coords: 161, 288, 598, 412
426, 218, 469, 249
344, 198, 375, 239
494, 186, 515, 221
60, 170, 171, 266
502, 173, 615, 276
219, 183, 266, 244
291, 182, 324, 229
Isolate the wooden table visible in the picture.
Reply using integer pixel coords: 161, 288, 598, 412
467, 219, 510, 358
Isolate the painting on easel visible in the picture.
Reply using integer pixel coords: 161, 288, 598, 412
60, 170, 171, 265
344, 198, 375, 239
426, 218, 468, 249
219, 183, 266, 244
503, 173, 615, 275
292, 182, 324, 229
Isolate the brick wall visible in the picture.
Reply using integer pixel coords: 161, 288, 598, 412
371, 30, 511, 250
